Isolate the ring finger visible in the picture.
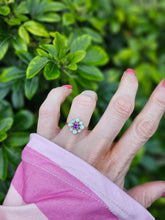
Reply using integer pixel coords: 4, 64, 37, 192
59, 90, 97, 139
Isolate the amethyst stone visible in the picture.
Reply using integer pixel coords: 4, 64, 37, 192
73, 123, 79, 129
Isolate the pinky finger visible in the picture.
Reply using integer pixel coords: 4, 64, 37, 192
127, 181, 165, 208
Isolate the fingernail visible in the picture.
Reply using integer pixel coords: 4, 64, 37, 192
162, 79, 165, 88
81, 90, 97, 101
126, 68, 136, 75
162, 192, 165, 197
62, 85, 72, 89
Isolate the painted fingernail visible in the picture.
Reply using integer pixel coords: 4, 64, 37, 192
126, 68, 136, 75
162, 79, 165, 88
162, 192, 165, 197
62, 85, 72, 89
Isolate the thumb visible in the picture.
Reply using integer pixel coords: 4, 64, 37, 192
127, 181, 165, 208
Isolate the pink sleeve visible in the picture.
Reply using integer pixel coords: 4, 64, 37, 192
1, 133, 155, 220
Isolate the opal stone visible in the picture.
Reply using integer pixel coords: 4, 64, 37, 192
73, 130, 77, 134
80, 125, 84, 129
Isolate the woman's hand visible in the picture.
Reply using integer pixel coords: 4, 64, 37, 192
37, 69, 165, 209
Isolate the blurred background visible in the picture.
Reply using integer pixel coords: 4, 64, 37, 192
0, 0, 165, 218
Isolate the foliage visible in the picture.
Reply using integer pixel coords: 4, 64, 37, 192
0, 0, 165, 218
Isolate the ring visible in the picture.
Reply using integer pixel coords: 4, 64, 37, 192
66, 118, 86, 134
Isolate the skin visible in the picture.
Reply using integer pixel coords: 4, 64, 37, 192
37, 70, 165, 209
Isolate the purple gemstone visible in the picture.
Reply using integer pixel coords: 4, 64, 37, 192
73, 123, 79, 129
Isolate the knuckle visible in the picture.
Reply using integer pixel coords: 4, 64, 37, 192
152, 93, 165, 108
135, 118, 156, 140
114, 96, 134, 117
73, 93, 95, 107
39, 104, 52, 117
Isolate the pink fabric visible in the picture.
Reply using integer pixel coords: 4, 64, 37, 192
0, 133, 155, 220
12, 147, 117, 220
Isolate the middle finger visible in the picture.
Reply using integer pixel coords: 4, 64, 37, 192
90, 69, 138, 147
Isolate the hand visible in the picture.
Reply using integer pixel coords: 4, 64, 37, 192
37, 69, 165, 209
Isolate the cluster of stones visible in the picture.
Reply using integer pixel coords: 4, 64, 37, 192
68, 118, 84, 134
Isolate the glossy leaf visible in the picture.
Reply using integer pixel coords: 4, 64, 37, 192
0, 6, 10, 16
12, 110, 34, 131
12, 36, 27, 51
81, 46, 109, 66
0, 132, 7, 142
77, 64, 104, 81
53, 32, 68, 59
5, 147, 21, 168
72, 50, 86, 63
63, 13, 75, 26
70, 35, 91, 53
36, 13, 61, 23
44, 62, 60, 80
0, 67, 25, 83
25, 77, 39, 99
18, 26, 30, 44
43, 2, 67, 12
0, 38, 10, 60
0, 148, 7, 180
5, 132, 30, 147
39, 44, 57, 56
15, 51, 33, 64
11, 90, 24, 109
23, 20, 49, 37
0, 118, 13, 133
26, 55, 50, 79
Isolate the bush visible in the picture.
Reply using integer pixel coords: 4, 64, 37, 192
0, 0, 165, 218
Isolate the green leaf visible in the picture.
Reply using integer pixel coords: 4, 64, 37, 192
0, 38, 10, 60
15, 51, 33, 64
82, 27, 103, 43
43, 2, 67, 12
0, 132, 7, 142
70, 35, 91, 53
0, 100, 13, 121
0, 82, 11, 101
53, 32, 68, 59
0, 118, 13, 133
81, 46, 109, 66
11, 90, 24, 109
12, 110, 34, 131
0, 6, 10, 16
23, 20, 49, 37
25, 77, 39, 100
36, 48, 48, 56
5, 132, 30, 147
68, 63, 77, 70
12, 36, 27, 51
77, 64, 104, 81
39, 44, 57, 56
77, 76, 98, 90
63, 12, 75, 26
44, 62, 60, 80
18, 26, 30, 44
0, 66, 25, 83
72, 50, 86, 63
0, 148, 7, 180
15, 1, 29, 15
36, 13, 61, 23
26, 55, 50, 79
5, 147, 21, 168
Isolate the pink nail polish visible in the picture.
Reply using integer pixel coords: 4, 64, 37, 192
162, 192, 165, 197
162, 79, 165, 88
62, 85, 72, 89
126, 68, 136, 75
